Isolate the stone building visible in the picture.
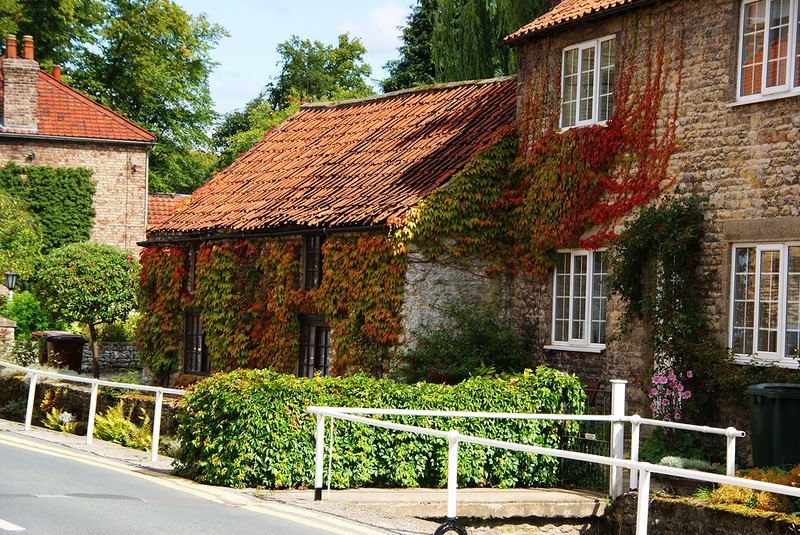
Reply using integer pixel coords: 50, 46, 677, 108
0, 35, 155, 252
142, 78, 518, 380
502, 0, 800, 414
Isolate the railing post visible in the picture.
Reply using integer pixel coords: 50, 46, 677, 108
636, 466, 652, 535
630, 414, 641, 490
24, 372, 38, 431
314, 412, 325, 501
609, 379, 627, 499
86, 381, 99, 445
725, 427, 738, 476
447, 430, 459, 520
150, 390, 164, 462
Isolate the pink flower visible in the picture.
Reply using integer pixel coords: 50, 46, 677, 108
661, 398, 670, 406
686, 370, 693, 378
682, 391, 692, 400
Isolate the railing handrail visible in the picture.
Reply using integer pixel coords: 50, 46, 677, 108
0, 360, 184, 462
307, 380, 752, 535
307, 405, 796, 496
0, 360, 183, 395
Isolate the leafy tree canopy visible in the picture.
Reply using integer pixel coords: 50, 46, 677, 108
384, 0, 548, 87
265, 33, 374, 110
381, 0, 437, 93
8, 0, 227, 194
0, 190, 43, 282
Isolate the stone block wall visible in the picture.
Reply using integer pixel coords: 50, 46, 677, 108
80, 342, 141, 374
511, 0, 800, 417
0, 138, 148, 253
401, 250, 513, 348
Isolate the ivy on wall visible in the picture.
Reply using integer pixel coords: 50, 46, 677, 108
136, 246, 187, 385
0, 163, 95, 251
194, 239, 303, 372
137, 232, 407, 378
315, 234, 407, 375
397, 18, 683, 278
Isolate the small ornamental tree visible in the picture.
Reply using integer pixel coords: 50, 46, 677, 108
35, 242, 140, 378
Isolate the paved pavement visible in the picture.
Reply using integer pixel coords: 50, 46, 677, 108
0, 419, 608, 534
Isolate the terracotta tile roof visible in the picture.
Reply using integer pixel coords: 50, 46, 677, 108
150, 77, 517, 236
0, 66, 155, 143
148, 193, 190, 229
502, 0, 645, 46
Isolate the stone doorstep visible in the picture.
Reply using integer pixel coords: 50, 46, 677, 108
275, 487, 607, 521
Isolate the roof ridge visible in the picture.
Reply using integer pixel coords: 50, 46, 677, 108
300, 75, 517, 109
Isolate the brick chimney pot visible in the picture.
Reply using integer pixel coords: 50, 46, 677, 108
21, 35, 33, 60
6, 35, 16, 59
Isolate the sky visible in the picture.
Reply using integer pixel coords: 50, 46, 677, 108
174, 0, 413, 116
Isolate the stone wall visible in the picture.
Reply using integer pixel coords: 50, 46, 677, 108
0, 138, 149, 253
80, 342, 141, 374
401, 250, 513, 348
512, 0, 800, 418
606, 493, 800, 535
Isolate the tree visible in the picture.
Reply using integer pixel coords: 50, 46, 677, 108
58, 0, 227, 194
0, 0, 23, 38
266, 34, 373, 110
35, 242, 139, 378
429, 0, 548, 82
0, 190, 43, 282
381, 0, 437, 92
17, 0, 104, 69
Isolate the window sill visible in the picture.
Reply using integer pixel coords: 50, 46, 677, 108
730, 354, 800, 369
544, 344, 605, 354
728, 90, 800, 107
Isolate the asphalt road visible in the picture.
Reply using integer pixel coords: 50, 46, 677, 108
0, 437, 387, 535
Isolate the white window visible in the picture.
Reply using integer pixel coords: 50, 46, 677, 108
730, 244, 800, 365
549, 250, 608, 351
561, 36, 616, 128
738, 0, 800, 101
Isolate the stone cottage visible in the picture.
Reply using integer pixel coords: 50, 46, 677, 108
501, 0, 800, 415
0, 35, 155, 253
141, 78, 517, 383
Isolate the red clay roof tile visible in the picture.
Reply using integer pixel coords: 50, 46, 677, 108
0, 65, 155, 143
148, 193, 190, 229
502, 0, 642, 45
150, 77, 518, 236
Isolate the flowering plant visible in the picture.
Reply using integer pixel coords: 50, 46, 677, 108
649, 369, 692, 421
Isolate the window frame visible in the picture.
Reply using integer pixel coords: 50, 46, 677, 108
729, 242, 800, 368
546, 249, 609, 353
298, 314, 331, 378
737, 0, 800, 102
183, 309, 210, 375
560, 35, 617, 128
303, 234, 324, 290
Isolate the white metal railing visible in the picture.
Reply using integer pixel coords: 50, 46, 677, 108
307, 380, 799, 535
0, 360, 184, 462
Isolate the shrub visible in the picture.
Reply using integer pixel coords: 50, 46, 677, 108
93, 401, 152, 451
709, 466, 800, 513
401, 301, 530, 384
4, 291, 53, 340
174, 366, 586, 489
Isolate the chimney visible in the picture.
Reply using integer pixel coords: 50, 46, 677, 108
5, 35, 16, 58
1, 34, 39, 131
52, 65, 61, 81
21, 35, 33, 60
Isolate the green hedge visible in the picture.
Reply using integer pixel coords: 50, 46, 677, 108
174, 366, 587, 489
